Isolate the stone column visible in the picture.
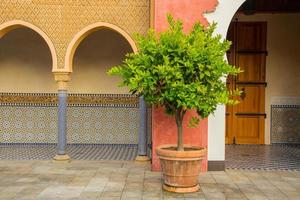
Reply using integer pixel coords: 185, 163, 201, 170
53, 72, 71, 162
136, 96, 150, 161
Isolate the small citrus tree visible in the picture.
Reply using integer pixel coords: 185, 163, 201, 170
108, 15, 240, 151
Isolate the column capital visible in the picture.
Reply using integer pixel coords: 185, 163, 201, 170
53, 72, 71, 90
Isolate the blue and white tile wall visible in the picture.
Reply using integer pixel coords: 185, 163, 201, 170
271, 105, 300, 144
0, 93, 152, 145
67, 106, 139, 144
0, 106, 57, 143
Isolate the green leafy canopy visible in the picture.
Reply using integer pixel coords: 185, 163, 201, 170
108, 15, 241, 123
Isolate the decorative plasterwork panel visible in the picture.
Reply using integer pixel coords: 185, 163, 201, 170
0, 0, 150, 69
0, 93, 138, 107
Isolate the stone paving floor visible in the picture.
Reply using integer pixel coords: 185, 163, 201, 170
0, 160, 299, 200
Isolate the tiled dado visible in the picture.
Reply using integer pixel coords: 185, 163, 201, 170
271, 105, 300, 144
0, 93, 151, 144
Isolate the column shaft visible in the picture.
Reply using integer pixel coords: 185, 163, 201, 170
57, 90, 67, 155
138, 96, 148, 156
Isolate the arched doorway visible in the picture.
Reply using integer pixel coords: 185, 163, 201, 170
69, 28, 138, 145
61, 24, 147, 160
224, 0, 300, 170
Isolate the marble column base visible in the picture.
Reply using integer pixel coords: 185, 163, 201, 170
135, 155, 150, 162
53, 154, 71, 163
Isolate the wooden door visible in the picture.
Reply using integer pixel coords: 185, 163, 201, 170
226, 22, 267, 144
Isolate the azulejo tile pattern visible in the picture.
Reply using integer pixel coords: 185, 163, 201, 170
0, 93, 150, 145
67, 106, 139, 144
226, 144, 300, 171
0, 0, 150, 69
271, 105, 300, 143
0, 106, 57, 143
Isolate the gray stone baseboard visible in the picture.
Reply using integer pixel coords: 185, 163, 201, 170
208, 161, 225, 171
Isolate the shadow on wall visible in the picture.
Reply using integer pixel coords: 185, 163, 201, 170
0, 28, 56, 93
70, 29, 133, 94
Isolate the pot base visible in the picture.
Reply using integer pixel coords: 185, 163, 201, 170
163, 183, 200, 193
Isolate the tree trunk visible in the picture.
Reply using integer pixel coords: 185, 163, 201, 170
175, 109, 184, 151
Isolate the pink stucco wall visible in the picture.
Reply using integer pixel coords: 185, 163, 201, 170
154, 0, 218, 31
151, 0, 218, 171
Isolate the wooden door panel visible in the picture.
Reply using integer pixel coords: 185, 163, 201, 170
226, 22, 266, 145
236, 116, 260, 138
237, 22, 267, 51
234, 116, 265, 144
235, 85, 265, 113
236, 54, 266, 82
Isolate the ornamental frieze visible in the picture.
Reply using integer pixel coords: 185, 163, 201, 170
0, 93, 138, 107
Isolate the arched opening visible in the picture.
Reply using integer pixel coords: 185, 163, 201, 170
225, 0, 300, 170
64, 24, 141, 156
0, 27, 56, 92
70, 28, 133, 94
0, 24, 57, 145
0, 20, 57, 71
65, 22, 137, 72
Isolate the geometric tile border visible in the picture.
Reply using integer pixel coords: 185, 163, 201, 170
226, 144, 300, 171
0, 144, 138, 160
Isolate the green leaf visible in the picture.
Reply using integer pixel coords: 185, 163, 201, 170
108, 15, 241, 120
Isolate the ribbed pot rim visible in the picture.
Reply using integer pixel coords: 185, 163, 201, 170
156, 144, 207, 159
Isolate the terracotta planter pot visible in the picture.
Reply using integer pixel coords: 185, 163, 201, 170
156, 145, 207, 193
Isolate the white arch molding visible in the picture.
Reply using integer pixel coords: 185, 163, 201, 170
0, 20, 58, 71
65, 22, 138, 72
204, 0, 246, 163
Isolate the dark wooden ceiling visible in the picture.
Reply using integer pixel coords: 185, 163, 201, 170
238, 0, 300, 14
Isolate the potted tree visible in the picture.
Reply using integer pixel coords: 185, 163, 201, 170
108, 15, 240, 193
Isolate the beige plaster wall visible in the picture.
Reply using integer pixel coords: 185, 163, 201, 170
0, 28, 56, 93
234, 13, 300, 144
69, 29, 133, 94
